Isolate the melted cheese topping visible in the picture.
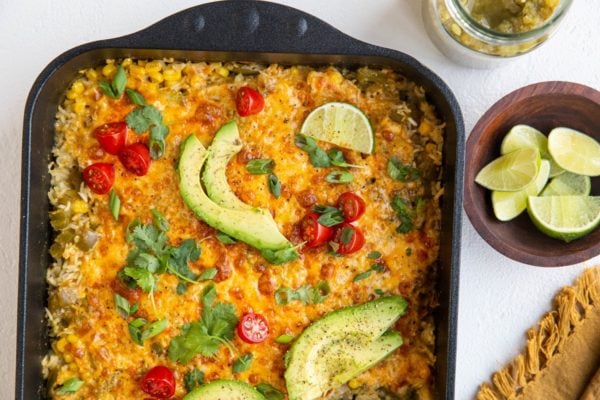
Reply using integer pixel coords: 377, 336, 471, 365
46, 60, 444, 400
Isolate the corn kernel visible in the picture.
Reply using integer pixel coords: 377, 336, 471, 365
71, 81, 85, 94
418, 120, 433, 135
121, 58, 132, 67
66, 334, 78, 344
216, 67, 229, 78
129, 64, 145, 79
66, 90, 78, 100
329, 69, 344, 85
102, 63, 116, 77
145, 82, 159, 94
163, 67, 182, 82
190, 75, 203, 87
73, 100, 86, 115
145, 61, 163, 73
348, 379, 361, 390
85, 69, 98, 81
63, 354, 73, 363
56, 338, 67, 352
149, 71, 164, 83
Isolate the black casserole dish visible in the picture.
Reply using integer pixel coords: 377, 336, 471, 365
17, 1, 464, 398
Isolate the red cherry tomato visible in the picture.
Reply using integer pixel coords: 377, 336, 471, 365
82, 163, 115, 194
237, 313, 269, 343
300, 212, 334, 248
140, 366, 175, 399
337, 192, 366, 223
236, 86, 265, 116
332, 223, 365, 255
93, 122, 127, 154
118, 143, 151, 176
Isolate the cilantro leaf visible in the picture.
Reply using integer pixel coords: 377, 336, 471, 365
114, 293, 138, 317
313, 205, 344, 227
55, 377, 84, 395
325, 170, 354, 184
391, 195, 415, 233
125, 105, 170, 160
327, 148, 362, 168
167, 239, 200, 282
168, 322, 221, 363
232, 353, 253, 373
150, 123, 169, 159
261, 246, 299, 265
124, 267, 156, 293
125, 108, 151, 133
126, 88, 146, 106
98, 65, 126, 99
387, 157, 419, 182
255, 383, 285, 400
184, 369, 204, 392
295, 134, 331, 168
246, 159, 274, 175
275, 281, 330, 305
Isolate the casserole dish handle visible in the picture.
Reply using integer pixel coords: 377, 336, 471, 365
115, 0, 367, 55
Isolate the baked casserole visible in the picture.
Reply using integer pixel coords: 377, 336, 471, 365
44, 58, 445, 399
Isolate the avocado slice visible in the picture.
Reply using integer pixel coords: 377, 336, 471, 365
285, 296, 407, 400
178, 134, 291, 250
183, 379, 265, 400
202, 121, 265, 213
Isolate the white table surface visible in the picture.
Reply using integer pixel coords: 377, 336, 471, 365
1, 1, 598, 399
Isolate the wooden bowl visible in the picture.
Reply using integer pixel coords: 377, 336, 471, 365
464, 81, 600, 267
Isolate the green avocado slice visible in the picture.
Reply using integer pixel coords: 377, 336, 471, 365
285, 296, 407, 400
178, 134, 291, 251
183, 379, 265, 400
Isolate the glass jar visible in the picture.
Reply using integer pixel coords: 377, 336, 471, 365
423, 0, 573, 68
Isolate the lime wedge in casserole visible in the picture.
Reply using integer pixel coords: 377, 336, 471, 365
527, 196, 600, 242
475, 147, 541, 191
492, 159, 550, 221
500, 124, 564, 177
300, 102, 374, 154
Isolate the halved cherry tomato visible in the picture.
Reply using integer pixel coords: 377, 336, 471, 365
337, 192, 366, 223
93, 122, 127, 154
82, 163, 115, 194
237, 313, 269, 343
236, 86, 265, 116
300, 212, 334, 248
118, 143, 151, 176
140, 365, 175, 399
332, 223, 365, 255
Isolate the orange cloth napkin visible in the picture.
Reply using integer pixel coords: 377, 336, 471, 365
477, 268, 600, 400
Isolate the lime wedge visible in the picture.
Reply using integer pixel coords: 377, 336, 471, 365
300, 102, 374, 154
500, 124, 564, 177
527, 196, 600, 242
548, 127, 600, 176
492, 160, 550, 221
541, 172, 591, 196
475, 148, 541, 191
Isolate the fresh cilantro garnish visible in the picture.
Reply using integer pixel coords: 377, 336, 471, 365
55, 377, 83, 395
313, 205, 344, 227
114, 293, 138, 317
387, 157, 420, 182
295, 134, 331, 168
367, 250, 382, 259
374, 288, 385, 296
176, 282, 187, 295
327, 148, 362, 168
128, 318, 167, 345
339, 227, 355, 245
184, 369, 204, 392
108, 189, 120, 221
246, 159, 274, 175
325, 170, 354, 184
216, 231, 237, 244
268, 173, 281, 198
255, 383, 285, 400
232, 353, 254, 373
126, 88, 147, 106
168, 284, 238, 363
275, 280, 330, 305
198, 268, 218, 281
125, 105, 170, 159
98, 65, 126, 99
391, 195, 415, 233
353, 263, 386, 282
275, 334, 294, 344
261, 246, 299, 265
124, 267, 157, 293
